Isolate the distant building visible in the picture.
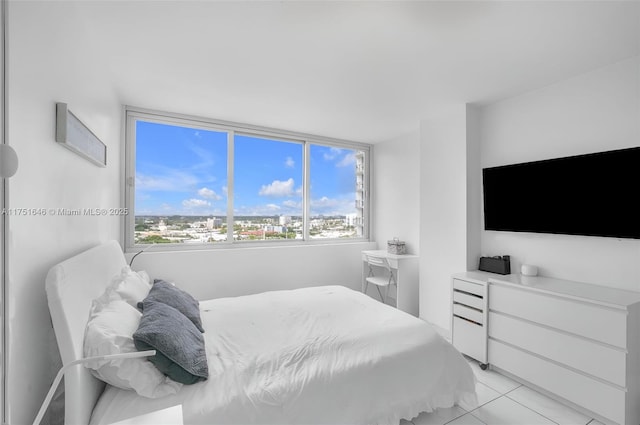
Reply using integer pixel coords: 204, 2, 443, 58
264, 224, 284, 233
207, 217, 222, 229
279, 215, 291, 226
354, 150, 365, 237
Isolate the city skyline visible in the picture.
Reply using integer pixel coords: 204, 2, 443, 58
134, 213, 360, 244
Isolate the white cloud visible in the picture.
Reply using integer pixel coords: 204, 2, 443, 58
197, 187, 222, 200
186, 142, 215, 169
282, 200, 300, 208
136, 171, 198, 192
233, 204, 286, 216
285, 157, 295, 168
336, 152, 356, 167
311, 196, 339, 208
323, 147, 343, 161
259, 178, 295, 197
310, 195, 357, 216
182, 198, 211, 208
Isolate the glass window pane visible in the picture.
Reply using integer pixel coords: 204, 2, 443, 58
309, 145, 365, 239
233, 134, 303, 241
134, 120, 228, 244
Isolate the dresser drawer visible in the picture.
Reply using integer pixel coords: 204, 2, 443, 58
488, 312, 627, 387
453, 303, 483, 324
489, 339, 625, 424
453, 290, 484, 310
453, 316, 486, 363
453, 279, 484, 297
489, 284, 627, 348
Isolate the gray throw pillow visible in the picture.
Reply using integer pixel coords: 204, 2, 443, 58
138, 279, 204, 333
133, 299, 208, 385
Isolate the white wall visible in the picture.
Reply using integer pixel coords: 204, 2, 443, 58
419, 105, 481, 331
371, 129, 420, 254
6, 3, 122, 424
0, 5, 6, 421
480, 56, 640, 291
130, 242, 375, 301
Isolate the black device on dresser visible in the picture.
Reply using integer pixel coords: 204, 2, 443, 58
478, 255, 511, 275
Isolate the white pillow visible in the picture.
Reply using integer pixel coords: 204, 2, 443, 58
92, 266, 151, 311
109, 266, 152, 308
83, 298, 182, 398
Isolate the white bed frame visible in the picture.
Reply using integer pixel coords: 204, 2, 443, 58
45, 240, 128, 425
44, 240, 478, 425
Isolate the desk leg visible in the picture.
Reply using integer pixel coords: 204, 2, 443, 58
361, 261, 367, 294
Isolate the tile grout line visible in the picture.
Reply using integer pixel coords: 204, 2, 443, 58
502, 385, 594, 425
465, 406, 492, 425
440, 407, 474, 425
503, 391, 562, 425
465, 392, 560, 425
474, 375, 523, 396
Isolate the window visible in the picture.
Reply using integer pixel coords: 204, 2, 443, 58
233, 134, 303, 240
309, 145, 366, 239
125, 108, 369, 249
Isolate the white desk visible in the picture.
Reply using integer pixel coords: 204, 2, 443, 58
361, 250, 419, 316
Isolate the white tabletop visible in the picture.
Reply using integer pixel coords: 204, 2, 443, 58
362, 249, 418, 259
490, 273, 640, 309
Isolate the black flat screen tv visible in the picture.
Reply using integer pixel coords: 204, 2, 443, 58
482, 146, 640, 239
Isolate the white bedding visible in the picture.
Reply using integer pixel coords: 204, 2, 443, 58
90, 285, 476, 425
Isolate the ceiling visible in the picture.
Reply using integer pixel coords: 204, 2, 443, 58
49, 1, 640, 143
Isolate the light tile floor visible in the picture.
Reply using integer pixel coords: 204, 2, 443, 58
401, 357, 605, 425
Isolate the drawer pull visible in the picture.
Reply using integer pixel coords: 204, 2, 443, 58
453, 302, 481, 313
453, 314, 482, 326
453, 289, 482, 299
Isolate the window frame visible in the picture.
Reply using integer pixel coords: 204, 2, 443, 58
124, 106, 371, 252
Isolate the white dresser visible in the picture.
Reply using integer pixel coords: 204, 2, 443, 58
451, 271, 492, 368
487, 274, 640, 425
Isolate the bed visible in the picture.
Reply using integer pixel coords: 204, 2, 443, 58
46, 240, 476, 425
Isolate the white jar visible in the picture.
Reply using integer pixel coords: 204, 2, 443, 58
521, 264, 538, 276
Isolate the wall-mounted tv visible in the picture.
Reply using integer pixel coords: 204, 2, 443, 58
482, 146, 640, 239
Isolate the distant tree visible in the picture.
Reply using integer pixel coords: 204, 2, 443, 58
139, 235, 172, 244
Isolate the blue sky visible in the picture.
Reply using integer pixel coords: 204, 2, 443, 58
135, 121, 359, 217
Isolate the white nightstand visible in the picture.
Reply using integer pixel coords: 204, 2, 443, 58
109, 405, 183, 425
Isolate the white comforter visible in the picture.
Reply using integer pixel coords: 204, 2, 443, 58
90, 286, 476, 425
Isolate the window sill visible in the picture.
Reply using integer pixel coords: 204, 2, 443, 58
125, 237, 372, 255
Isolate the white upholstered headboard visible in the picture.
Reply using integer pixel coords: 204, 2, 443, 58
45, 240, 127, 425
